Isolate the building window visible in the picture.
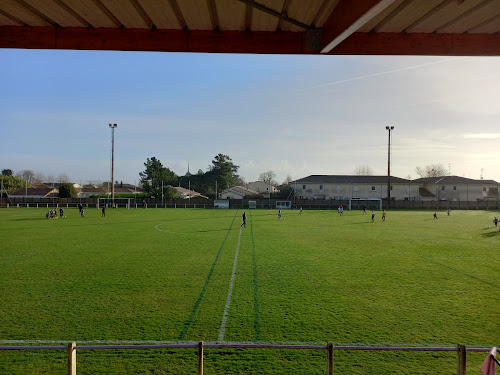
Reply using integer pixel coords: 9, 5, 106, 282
337, 186, 341, 192
442, 186, 445, 191
319, 185, 323, 190
371, 186, 376, 191
354, 185, 358, 192
453, 186, 456, 190
303, 185, 306, 190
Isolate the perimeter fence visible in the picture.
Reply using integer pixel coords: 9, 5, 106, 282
0, 341, 493, 374
1, 197, 499, 210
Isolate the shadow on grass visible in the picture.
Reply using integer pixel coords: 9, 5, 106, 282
481, 231, 500, 238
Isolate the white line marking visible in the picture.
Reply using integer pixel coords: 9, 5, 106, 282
218, 226, 243, 342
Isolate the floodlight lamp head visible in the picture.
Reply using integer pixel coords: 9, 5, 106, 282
386, 126, 390, 130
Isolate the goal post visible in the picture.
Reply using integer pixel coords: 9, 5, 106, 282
276, 201, 292, 209
248, 201, 257, 209
349, 198, 382, 211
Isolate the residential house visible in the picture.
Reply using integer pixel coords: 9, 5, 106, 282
246, 181, 279, 196
220, 186, 260, 200
8, 187, 58, 198
173, 186, 208, 199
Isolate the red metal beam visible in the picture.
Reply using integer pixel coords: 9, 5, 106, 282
331, 32, 500, 56
0, 26, 308, 54
0, 26, 499, 56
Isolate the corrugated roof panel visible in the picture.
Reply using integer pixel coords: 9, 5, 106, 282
101, 0, 149, 28
64, 0, 118, 28
467, 15, 500, 33
177, 0, 212, 30
22, 0, 86, 27
406, 0, 486, 33
375, 0, 439, 33
1, 0, 51, 26
437, 1, 500, 33
216, 0, 246, 31
0, 11, 22, 25
251, 0, 282, 31
140, 0, 181, 29
281, 0, 325, 31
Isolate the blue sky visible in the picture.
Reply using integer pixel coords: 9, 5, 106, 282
1, 49, 499, 185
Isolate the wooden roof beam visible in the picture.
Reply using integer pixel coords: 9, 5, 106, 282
320, 0, 398, 53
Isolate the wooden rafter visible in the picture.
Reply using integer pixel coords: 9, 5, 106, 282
90, 0, 123, 28
129, 0, 155, 30
13, 0, 58, 27
206, 0, 219, 31
52, 0, 92, 28
168, 0, 187, 30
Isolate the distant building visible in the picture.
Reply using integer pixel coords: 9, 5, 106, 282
220, 186, 260, 200
293, 175, 419, 201
413, 176, 499, 202
173, 186, 208, 199
247, 181, 279, 196
8, 187, 58, 198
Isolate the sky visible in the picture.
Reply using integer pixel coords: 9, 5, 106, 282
1, 49, 499, 185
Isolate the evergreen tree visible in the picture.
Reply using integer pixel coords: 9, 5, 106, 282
58, 183, 77, 198
139, 157, 178, 198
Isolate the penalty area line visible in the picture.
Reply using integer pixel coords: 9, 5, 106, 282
218, 226, 243, 342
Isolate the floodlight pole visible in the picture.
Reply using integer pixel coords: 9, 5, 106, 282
386, 126, 394, 209
109, 124, 117, 205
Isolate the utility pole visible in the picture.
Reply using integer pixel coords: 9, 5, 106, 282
386, 126, 394, 209
109, 124, 117, 206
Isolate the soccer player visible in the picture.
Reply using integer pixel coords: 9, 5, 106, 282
278, 209, 282, 220
494, 217, 498, 227
433, 212, 438, 219
447, 208, 450, 216
382, 210, 386, 222
102, 205, 106, 217
241, 211, 246, 228
46, 211, 50, 219
371, 210, 375, 222
80, 208, 84, 218
299, 206, 302, 215
59, 208, 64, 218
363, 205, 367, 215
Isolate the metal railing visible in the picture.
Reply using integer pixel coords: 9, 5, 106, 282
0, 342, 492, 375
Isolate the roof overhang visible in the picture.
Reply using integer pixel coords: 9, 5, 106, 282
1, 0, 499, 56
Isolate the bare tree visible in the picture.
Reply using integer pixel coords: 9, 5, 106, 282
415, 164, 447, 178
354, 165, 374, 176
33, 172, 46, 183
258, 171, 277, 185
16, 169, 35, 183
46, 174, 56, 185
282, 174, 293, 185
58, 173, 70, 183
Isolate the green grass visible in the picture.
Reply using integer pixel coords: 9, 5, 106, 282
0, 207, 499, 374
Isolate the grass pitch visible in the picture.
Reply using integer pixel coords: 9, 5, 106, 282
0, 207, 499, 374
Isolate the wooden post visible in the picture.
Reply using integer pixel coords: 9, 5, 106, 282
198, 341, 203, 375
457, 344, 466, 375
67, 342, 76, 375
327, 342, 334, 375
